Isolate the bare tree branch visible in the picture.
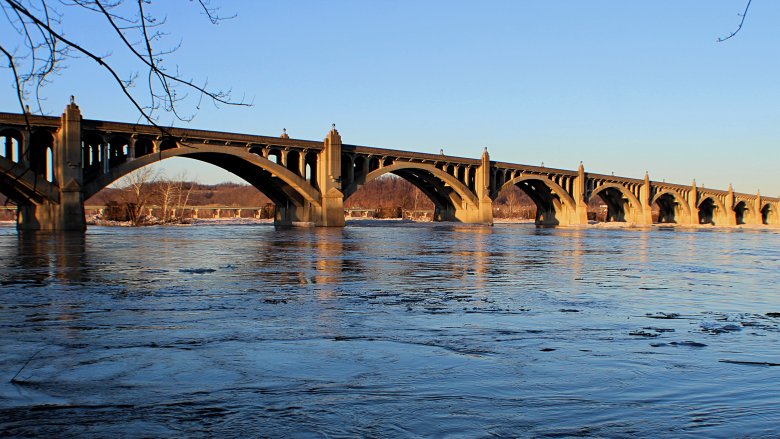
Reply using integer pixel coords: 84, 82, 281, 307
0, 0, 250, 126
718, 0, 753, 42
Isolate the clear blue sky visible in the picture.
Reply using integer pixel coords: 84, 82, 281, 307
2, 1, 778, 195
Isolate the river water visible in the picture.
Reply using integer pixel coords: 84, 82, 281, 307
1, 222, 779, 437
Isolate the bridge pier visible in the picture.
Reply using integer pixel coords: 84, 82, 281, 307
574, 162, 589, 225
725, 185, 738, 226
314, 126, 345, 227
17, 100, 86, 231
640, 173, 653, 225
688, 180, 700, 225
451, 148, 493, 224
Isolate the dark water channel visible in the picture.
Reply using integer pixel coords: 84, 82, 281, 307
1, 222, 780, 437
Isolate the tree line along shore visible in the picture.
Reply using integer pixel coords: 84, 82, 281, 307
0, 173, 631, 225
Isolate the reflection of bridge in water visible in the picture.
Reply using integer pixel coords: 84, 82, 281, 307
1, 100, 777, 230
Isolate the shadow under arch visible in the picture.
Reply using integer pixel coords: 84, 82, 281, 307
343, 162, 479, 222
761, 203, 775, 225
697, 195, 727, 225
587, 183, 642, 223
499, 174, 576, 226
651, 190, 691, 224
82, 145, 322, 222
733, 200, 752, 225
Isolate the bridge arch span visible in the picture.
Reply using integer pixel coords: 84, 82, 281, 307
697, 195, 728, 225
82, 145, 322, 222
500, 174, 576, 226
651, 190, 691, 224
343, 161, 480, 222
587, 183, 642, 223
761, 202, 777, 225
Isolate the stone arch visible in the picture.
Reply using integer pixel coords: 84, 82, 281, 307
587, 182, 642, 223
135, 138, 154, 157
29, 130, 55, 180
697, 196, 727, 225
305, 151, 318, 189
500, 174, 577, 226
108, 135, 131, 169
352, 155, 367, 185
159, 138, 178, 151
340, 153, 354, 186
286, 150, 302, 176
368, 157, 380, 172
247, 145, 265, 157
82, 146, 321, 211
267, 148, 283, 165
343, 161, 480, 222
651, 190, 691, 224
0, 128, 24, 162
493, 169, 505, 189
82, 132, 106, 180
467, 167, 476, 191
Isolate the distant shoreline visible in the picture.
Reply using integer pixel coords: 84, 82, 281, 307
2, 218, 777, 230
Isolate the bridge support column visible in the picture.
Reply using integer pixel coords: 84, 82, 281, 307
573, 162, 589, 225
688, 180, 699, 225
725, 185, 737, 226
18, 99, 85, 231
754, 191, 763, 226
475, 148, 494, 225
640, 172, 653, 225
315, 125, 345, 227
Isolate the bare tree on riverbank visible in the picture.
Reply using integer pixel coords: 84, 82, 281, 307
116, 166, 157, 225
155, 173, 193, 223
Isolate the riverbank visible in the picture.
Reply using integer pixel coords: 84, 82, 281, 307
4, 217, 778, 230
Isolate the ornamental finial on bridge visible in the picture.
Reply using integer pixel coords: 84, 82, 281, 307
70, 95, 75, 104
280, 128, 289, 139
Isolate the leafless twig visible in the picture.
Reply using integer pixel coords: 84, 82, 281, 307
718, 0, 753, 42
0, 0, 250, 128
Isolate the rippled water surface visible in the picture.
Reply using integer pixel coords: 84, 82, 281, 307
2, 222, 780, 437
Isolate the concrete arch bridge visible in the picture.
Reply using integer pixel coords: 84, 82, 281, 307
1, 102, 777, 230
